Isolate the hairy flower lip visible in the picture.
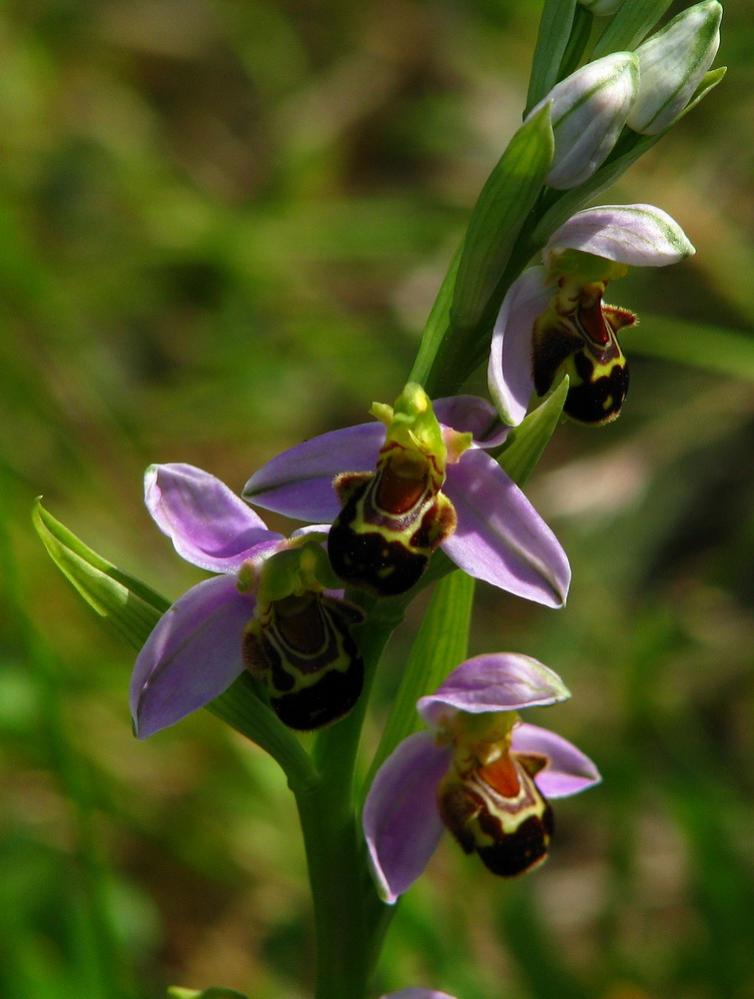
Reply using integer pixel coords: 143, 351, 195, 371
363, 654, 600, 904
243, 395, 571, 609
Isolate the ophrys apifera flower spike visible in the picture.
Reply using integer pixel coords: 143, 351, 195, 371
131, 463, 363, 737
328, 384, 467, 596
244, 393, 571, 607
363, 654, 600, 903
488, 204, 695, 427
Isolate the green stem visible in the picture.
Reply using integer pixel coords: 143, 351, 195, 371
295, 782, 369, 999
292, 593, 409, 998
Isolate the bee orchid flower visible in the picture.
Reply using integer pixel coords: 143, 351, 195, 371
243, 389, 570, 608
363, 654, 600, 903
488, 203, 695, 427
130, 464, 363, 737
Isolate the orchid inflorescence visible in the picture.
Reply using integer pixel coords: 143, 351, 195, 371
35, 3, 725, 997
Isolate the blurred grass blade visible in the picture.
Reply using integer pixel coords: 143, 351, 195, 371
592, 0, 673, 57
410, 242, 462, 386
500, 885, 586, 999
450, 105, 554, 333
33, 500, 316, 783
525, 0, 578, 113
629, 315, 754, 381
363, 571, 475, 796
33, 498, 168, 649
498, 376, 569, 487
168, 988, 251, 999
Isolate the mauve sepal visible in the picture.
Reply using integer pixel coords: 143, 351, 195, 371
442, 449, 571, 608
512, 722, 602, 798
417, 653, 571, 728
545, 204, 696, 268
363, 732, 451, 905
145, 463, 284, 573
487, 267, 549, 427
131, 575, 253, 738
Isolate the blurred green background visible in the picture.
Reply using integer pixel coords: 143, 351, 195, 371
1, 1, 753, 997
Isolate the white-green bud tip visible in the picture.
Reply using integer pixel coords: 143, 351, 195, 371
527, 53, 639, 190
628, 0, 722, 136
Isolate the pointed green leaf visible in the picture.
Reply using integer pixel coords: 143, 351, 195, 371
498, 376, 569, 487
32, 498, 168, 649
409, 242, 461, 387
680, 64, 726, 118
363, 570, 475, 797
592, 0, 673, 57
525, 0, 578, 113
450, 104, 554, 334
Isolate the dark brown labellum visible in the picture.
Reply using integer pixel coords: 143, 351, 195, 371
438, 752, 553, 878
533, 284, 636, 426
327, 453, 456, 596
243, 592, 364, 730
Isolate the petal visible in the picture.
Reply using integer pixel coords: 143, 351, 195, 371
512, 722, 602, 798
363, 732, 451, 905
243, 423, 385, 522
417, 654, 570, 727
487, 268, 549, 427
545, 204, 695, 268
381, 991, 457, 999
146, 463, 283, 573
130, 575, 253, 738
442, 449, 571, 607
434, 395, 509, 447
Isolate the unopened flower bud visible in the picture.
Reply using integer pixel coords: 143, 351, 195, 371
527, 53, 639, 190
628, 0, 722, 136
